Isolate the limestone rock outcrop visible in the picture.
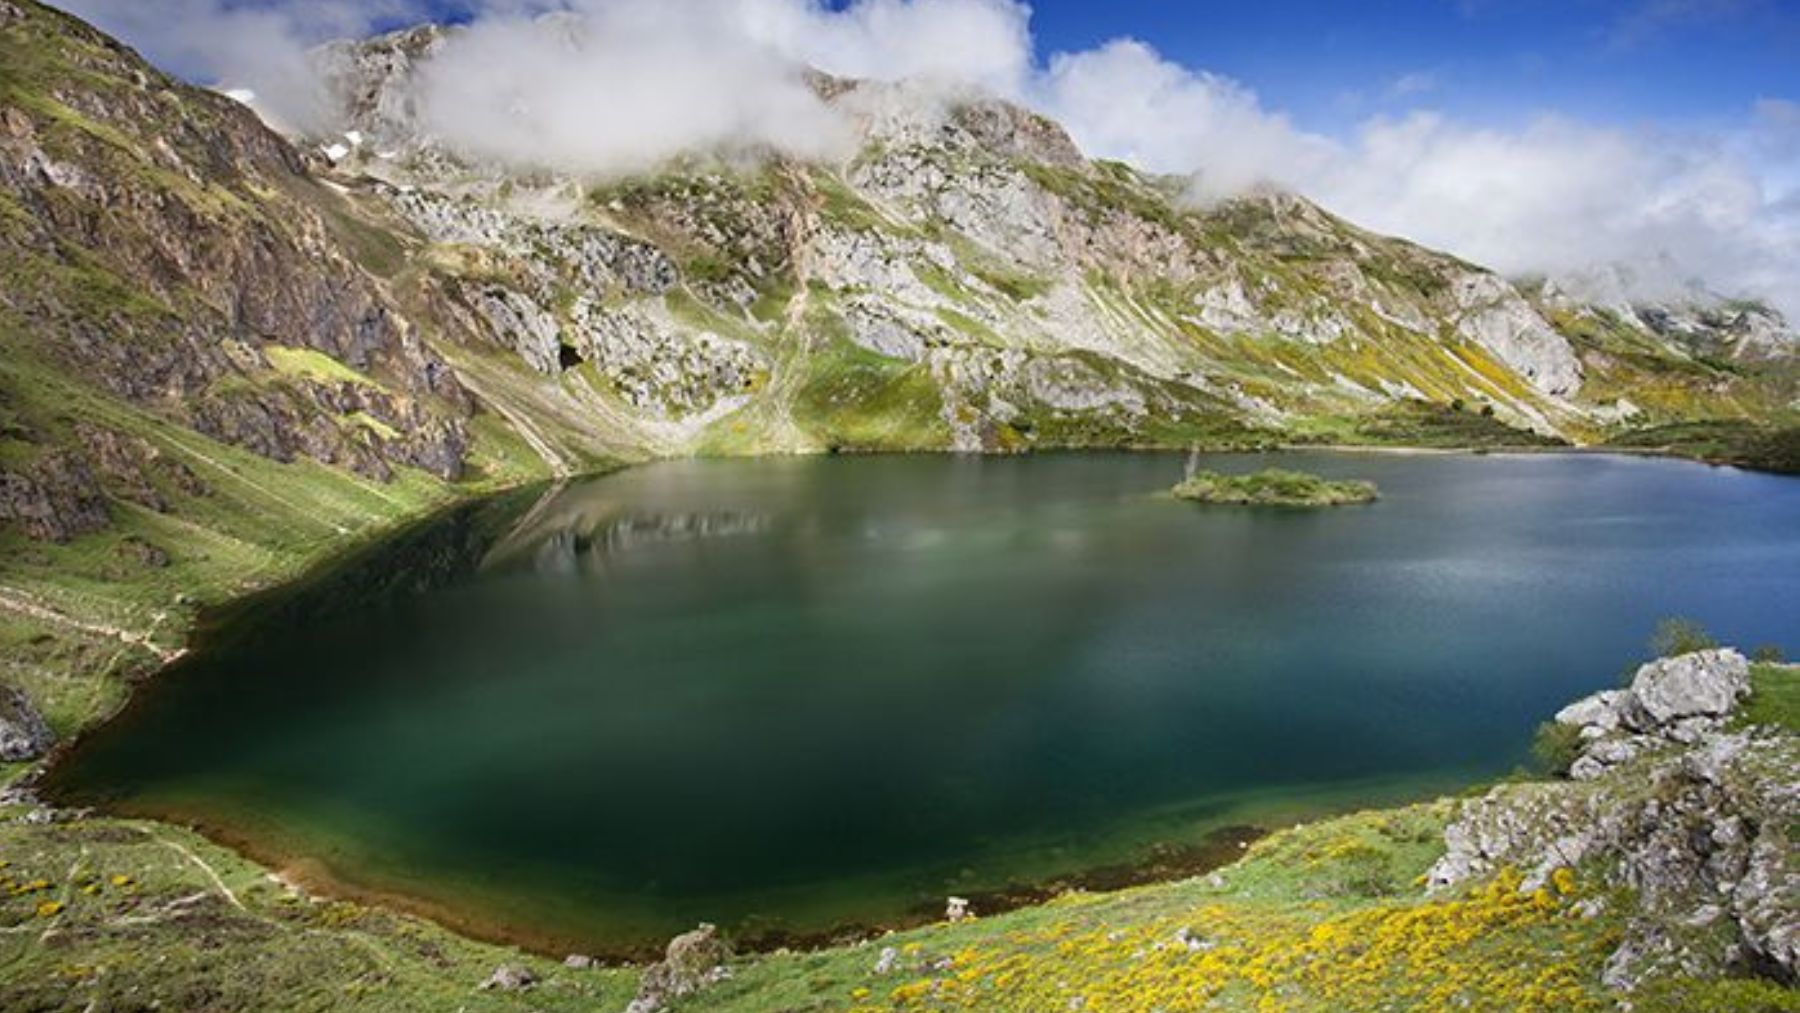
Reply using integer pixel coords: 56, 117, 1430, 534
0, 683, 54, 761
626, 923, 733, 1013
1430, 652, 1795, 992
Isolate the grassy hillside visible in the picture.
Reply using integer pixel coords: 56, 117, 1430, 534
5, 776, 1792, 1012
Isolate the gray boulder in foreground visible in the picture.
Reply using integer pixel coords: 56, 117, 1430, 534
478, 964, 535, 991
1628, 649, 1753, 727
1554, 649, 1751, 767
0, 684, 54, 762
626, 923, 733, 1013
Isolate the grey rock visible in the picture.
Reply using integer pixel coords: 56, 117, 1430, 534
0, 451, 109, 543
1628, 649, 1751, 727
1174, 926, 1214, 953
1567, 737, 1655, 782
873, 945, 900, 975
1431, 682, 1797, 993
1448, 271, 1583, 397
478, 964, 536, 991
564, 954, 596, 970
1557, 651, 1754, 784
630, 923, 732, 1013
1555, 689, 1629, 736
0, 684, 54, 762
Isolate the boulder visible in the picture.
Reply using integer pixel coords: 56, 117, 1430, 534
478, 964, 536, 991
628, 923, 731, 1013
1627, 649, 1751, 728
1555, 650, 1753, 780
0, 451, 109, 542
1555, 689, 1629, 737
0, 684, 54, 762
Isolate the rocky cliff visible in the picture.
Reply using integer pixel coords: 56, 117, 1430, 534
290, 22, 1794, 466
0, 0, 486, 555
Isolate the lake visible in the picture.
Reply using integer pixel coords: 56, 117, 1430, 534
47, 451, 1800, 955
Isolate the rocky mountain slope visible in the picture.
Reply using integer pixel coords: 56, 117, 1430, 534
2, 0, 1795, 559
299, 22, 1795, 465
0, 0, 547, 749
0, 0, 1793, 777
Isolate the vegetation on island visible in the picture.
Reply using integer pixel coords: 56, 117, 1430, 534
1173, 468, 1379, 507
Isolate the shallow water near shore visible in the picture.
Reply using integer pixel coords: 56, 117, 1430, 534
49, 452, 1800, 954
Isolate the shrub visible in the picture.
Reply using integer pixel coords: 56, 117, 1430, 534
1649, 617, 1718, 658
1531, 720, 1585, 777
1751, 644, 1785, 663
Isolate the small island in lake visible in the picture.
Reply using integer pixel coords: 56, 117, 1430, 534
1172, 468, 1379, 507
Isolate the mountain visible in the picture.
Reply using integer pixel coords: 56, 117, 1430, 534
0, 0, 1795, 721
3, 0, 1793, 733
306, 23, 1794, 449
0, 5, 1796, 1011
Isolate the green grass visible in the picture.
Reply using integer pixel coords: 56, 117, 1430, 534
0, 815, 638, 1012
1605, 420, 1800, 475
264, 345, 374, 386
791, 332, 950, 451
0, 330, 561, 741
672, 802, 1632, 1013
1344, 401, 1567, 450
1737, 664, 1800, 734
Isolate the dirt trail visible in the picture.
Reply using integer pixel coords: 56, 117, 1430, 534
0, 587, 183, 664
152, 834, 244, 911
455, 371, 576, 479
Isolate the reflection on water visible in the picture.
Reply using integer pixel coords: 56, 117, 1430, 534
491, 497, 772, 577
49, 452, 1800, 954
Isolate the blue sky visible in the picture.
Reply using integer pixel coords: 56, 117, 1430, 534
1020, 0, 1799, 134
378, 0, 1798, 135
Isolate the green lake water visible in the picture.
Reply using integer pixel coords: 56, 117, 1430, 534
49, 452, 1800, 953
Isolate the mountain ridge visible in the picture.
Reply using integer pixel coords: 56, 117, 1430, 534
0, 5, 1796, 1010
293, 17, 1791, 460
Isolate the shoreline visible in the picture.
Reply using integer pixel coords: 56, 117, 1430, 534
72, 794, 1269, 963
10, 440, 1786, 969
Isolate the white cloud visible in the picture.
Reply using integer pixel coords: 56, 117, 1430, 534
1027, 36, 1797, 316
52, 0, 432, 132
412, 0, 1034, 174
415, 4, 843, 174
1036, 39, 1334, 202
734, 0, 1032, 93
1308, 114, 1799, 313
47, 0, 1800, 318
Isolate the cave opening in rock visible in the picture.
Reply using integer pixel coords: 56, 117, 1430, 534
558, 343, 585, 371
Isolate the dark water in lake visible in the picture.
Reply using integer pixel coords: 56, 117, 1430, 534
50, 452, 1800, 952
